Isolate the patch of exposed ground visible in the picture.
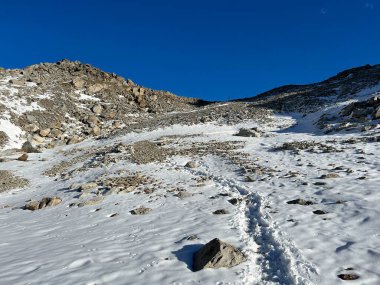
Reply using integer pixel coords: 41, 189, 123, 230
0, 131, 8, 148
0, 170, 28, 192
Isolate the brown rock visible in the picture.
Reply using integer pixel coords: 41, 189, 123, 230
92, 104, 102, 115
193, 238, 246, 271
17, 153, 28, 161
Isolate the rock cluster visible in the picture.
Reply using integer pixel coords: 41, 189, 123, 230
25, 197, 62, 211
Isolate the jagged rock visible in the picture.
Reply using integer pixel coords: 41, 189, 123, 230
185, 161, 198, 168
21, 141, 39, 153
130, 206, 152, 215
25, 197, 62, 211
193, 238, 246, 271
39, 128, 51, 137
17, 153, 28, 161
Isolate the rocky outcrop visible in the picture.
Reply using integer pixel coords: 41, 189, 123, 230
0, 59, 207, 151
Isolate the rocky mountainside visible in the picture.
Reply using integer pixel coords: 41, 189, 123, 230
0, 60, 271, 151
243, 64, 380, 134
1, 61, 380, 285
247, 64, 380, 112
0, 59, 208, 149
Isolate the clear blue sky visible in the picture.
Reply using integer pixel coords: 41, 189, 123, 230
0, 0, 379, 101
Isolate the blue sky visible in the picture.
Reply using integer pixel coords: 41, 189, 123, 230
0, 0, 379, 101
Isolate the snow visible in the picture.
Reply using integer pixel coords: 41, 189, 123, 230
0, 117, 23, 149
0, 77, 44, 115
75, 90, 101, 101
0, 82, 380, 284
1, 111, 379, 285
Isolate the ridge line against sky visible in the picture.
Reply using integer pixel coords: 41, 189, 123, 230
0, 0, 379, 101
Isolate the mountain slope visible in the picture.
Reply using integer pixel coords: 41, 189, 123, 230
0, 61, 380, 285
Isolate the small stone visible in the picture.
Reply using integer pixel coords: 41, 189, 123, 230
337, 273, 360, 280
185, 161, 198, 168
186, 234, 199, 240
320, 173, 340, 179
213, 209, 229, 215
287, 199, 314, 206
313, 210, 328, 215
130, 206, 152, 215
228, 198, 239, 205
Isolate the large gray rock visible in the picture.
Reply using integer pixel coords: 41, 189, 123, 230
21, 141, 39, 153
193, 238, 246, 271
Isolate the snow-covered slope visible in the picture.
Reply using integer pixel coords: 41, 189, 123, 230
1, 62, 380, 285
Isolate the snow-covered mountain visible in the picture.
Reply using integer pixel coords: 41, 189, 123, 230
0, 61, 380, 285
